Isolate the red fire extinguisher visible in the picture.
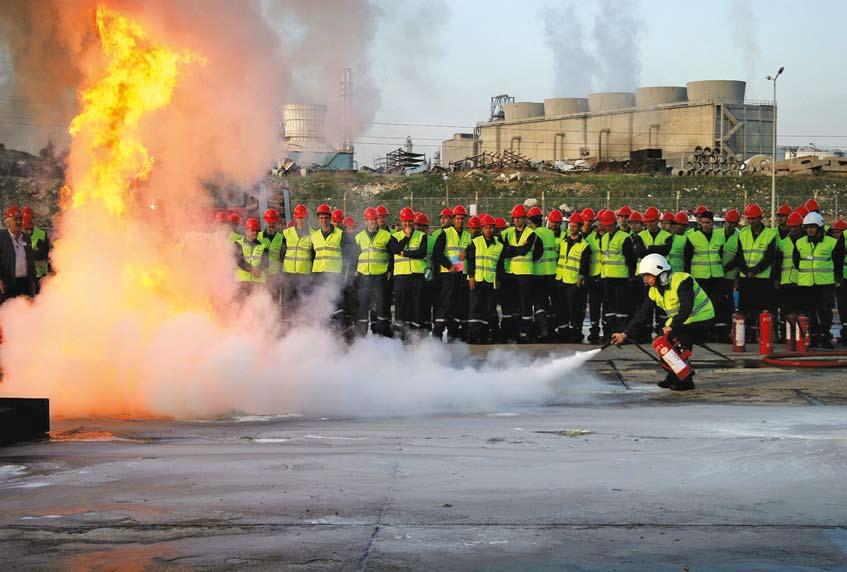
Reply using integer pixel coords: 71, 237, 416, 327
785, 313, 797, 352
731, 312, 746, 353
796, 314, 810, 353
652, 335, 694, 381
759, 310, 773, 355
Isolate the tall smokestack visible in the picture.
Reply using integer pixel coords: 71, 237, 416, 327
340, 67, 353, 152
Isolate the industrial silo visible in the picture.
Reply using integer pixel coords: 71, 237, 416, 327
686, 80, 746, 103
543, 98, 589, 117
282, 103, 333, 152
588, 92, 636, 112
503, 102, 545, 122
635, 86, 688, 107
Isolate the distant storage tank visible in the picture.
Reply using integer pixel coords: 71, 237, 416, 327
686, 80, 746, 103
282, 103, 328, 140
503, 102, 545, 122
588, 92, 636, 112
635, 86, 687, 107
543, 98, 589, 117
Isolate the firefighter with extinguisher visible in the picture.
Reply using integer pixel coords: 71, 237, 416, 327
390, 207, 428, 338
611, 254, 715, 391
731, 204, 778, 342
234, 217, 270, 297
432, 205, 472, 341
792, 212, 844, 348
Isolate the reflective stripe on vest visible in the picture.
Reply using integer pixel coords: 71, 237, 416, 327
235, 238, 267, 283
311, 227, 344, 273
560, 238, 589, 285
795, 235, 836, 286
722, 228, 740, 280
600, 229, 629, 278
779, 235, 799, 285
687, 230, 725, 279
505, 226, 534, 275
393, 230, 427, 275
739, 226, 777, 279
259, 230, 285, 275
355, 229, 391, 275
585, 230, 601, 276
648, 271, 715, 326
472, 235, 503, 284
532, 227, 558, 276
282, 226, 313, 274
441, 226, 472, 274
667, 234, 687, 273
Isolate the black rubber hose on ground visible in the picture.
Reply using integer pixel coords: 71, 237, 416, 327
762, 351, 847, 368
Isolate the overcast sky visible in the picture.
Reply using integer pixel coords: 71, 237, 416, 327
360, 0, 847, 167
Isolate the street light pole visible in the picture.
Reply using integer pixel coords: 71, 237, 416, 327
766, 66, 784, 227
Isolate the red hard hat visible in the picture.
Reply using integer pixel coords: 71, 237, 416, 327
643, 207, 660, 222
263, 209, 280, 223
568, 212, 584, 225
22, 214, 34, 230
479, 214, 495, 227
776, 203, 792, 216
804, 198, 821, 212
363, 207, 378, 221
452, 205, 468, 216
316, 203, 332, 216
494, 217, 508, 229
629, 211, 643, 222
229, 212, 241, 224
795, 206, 809, 218
694, 205, 707, 215
415, 212, 430, 226
342, 216, 357, 229
675, 211, 689, 225
510, 204, 527, 218
527, 206, 543, 218
5, 206, 20, 219
399, 207, 415, 222
723, 209, 741, 223
376, 205, 389, 217
293, 204, 308, 219
581, 207, 596, 222
661, 210, 675, 222
245, 217, 261, 232
598, 210, 617, 226
21, 206, 34, 218
744, 204, 763, 219
547, 209, 563, 223
786, 212, 804, 227
214, 211, 229, 223
831, 219, 847, 231
468, 215, 481, 229
616, 205, 632, 217
331, 209, 344, 224
439, 207, 453, 218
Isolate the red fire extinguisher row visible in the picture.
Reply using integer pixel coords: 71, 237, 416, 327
652, 335, 694, 381
759, 310, 773, 356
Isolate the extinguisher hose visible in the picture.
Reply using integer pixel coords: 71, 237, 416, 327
762, 351, 847, 368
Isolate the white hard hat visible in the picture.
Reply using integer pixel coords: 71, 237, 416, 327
638, 253, 672, 277
802, 212, 825, 227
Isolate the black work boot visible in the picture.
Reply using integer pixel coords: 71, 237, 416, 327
657, 372, 674, 388
669, 373, 696, 391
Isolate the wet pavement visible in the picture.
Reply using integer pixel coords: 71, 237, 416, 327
2, 343, 847, 571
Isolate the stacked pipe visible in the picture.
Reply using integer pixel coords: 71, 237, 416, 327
683, 146, 745, 176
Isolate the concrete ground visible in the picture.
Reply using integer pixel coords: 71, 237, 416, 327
2, 342, 847, 571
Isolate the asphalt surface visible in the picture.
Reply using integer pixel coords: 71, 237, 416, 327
2, 342, 847, 571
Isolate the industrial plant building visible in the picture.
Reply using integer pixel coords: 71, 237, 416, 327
442, 80, 775, 172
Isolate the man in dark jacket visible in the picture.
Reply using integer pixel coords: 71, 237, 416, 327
0, 206, 36, 303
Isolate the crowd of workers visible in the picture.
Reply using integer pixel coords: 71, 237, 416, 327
0, 206, 49, 303
221, 198, 847, 354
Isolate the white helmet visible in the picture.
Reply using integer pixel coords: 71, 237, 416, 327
638, 253, 673, 285
802, 212, 825, 227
